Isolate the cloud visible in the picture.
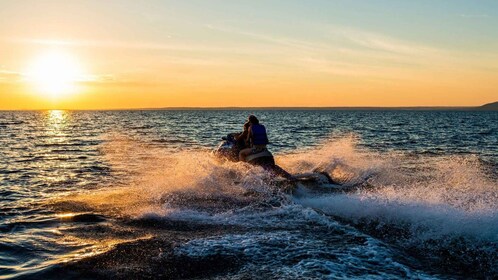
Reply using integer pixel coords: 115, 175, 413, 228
78, 74, 117, 83
459, 14, 489, 18
0, 70, 23, 82
327, 26, 441, 56
6, 37, 272, 55
9, 37, 216, 51
0, 68, 126, 86
77, 74, 133, 86
294, 57, 377, 77
207, 22, 444, 56
206, 23, 448, 75
205, 24, 333, 54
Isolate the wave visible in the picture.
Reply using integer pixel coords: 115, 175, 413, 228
284, 137, 498, 277
50, 135, 497, 278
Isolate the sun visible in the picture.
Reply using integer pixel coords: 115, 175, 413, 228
27, 50, 83, 98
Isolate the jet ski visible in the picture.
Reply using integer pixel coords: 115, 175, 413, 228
213, 133, 346, 193
214, 133, 290, 176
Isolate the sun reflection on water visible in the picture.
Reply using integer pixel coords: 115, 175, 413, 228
46, 110, 69, 136
41, 110, 73, 185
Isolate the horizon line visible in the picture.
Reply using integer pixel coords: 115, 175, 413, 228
1, 105, 494, 111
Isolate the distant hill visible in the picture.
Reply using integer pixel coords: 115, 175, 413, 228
477, 101, 498, 111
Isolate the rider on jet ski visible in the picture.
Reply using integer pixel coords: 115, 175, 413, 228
238, 115, 269, 162
232, 115, 293, 180
215, 115, 336, 185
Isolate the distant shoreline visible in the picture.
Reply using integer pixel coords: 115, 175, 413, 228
1, 106, 496, 111
2, 100, 497, 112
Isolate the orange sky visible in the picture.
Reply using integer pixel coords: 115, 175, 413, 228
1, 1, 497, 109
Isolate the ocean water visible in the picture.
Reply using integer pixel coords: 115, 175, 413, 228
0, 109, 497, 279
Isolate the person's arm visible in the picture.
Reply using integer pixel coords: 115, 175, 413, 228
246, 126, 252, 145
234, 132, 242, 141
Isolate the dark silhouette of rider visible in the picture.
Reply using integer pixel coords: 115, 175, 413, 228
239, 115, 269, 161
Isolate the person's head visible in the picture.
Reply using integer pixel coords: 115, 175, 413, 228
248, 115, 259, 125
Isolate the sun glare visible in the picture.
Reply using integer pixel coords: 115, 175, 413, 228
27, 51, 83, 98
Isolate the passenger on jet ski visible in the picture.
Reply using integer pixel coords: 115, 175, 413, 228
234, 120, 251, 150
239, 115, 269, 162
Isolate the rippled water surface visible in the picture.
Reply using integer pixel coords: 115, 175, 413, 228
1, 110, 497, 279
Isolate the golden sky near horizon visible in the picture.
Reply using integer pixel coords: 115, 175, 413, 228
1, 0, 497, 109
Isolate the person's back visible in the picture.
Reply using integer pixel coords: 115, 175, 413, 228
239, 115, 268, 161
250, 123, 269, 147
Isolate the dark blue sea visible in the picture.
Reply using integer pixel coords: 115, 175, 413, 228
1, 110, 497, 279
